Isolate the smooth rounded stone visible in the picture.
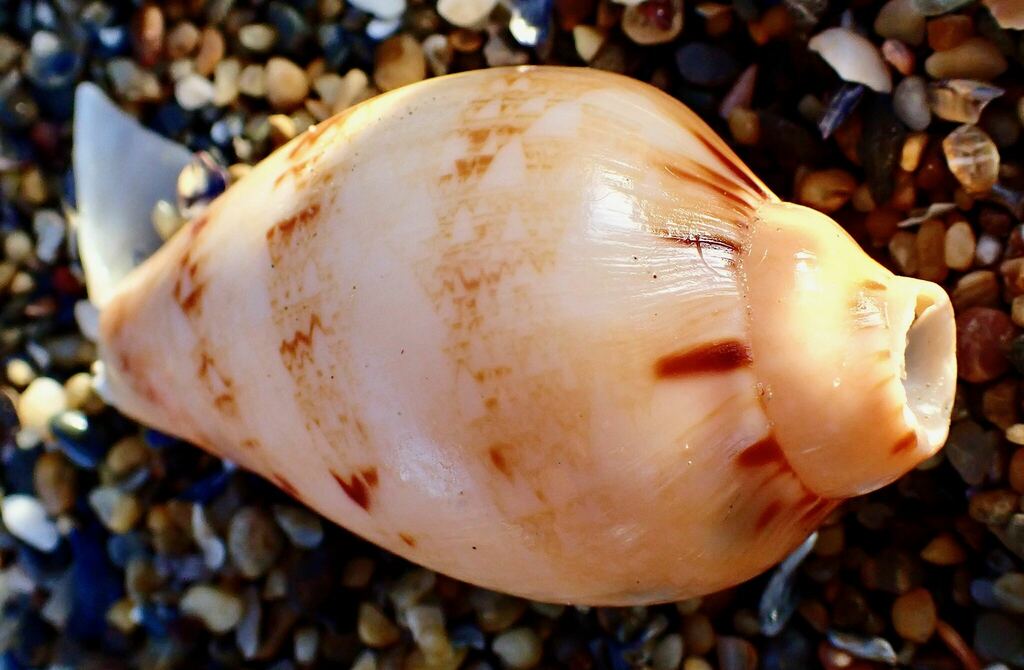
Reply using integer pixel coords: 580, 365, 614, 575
920, 532, 967, 565
675, 42, 739, 87
272, 505, 323, 548
975, 613, 1024, 666
191, 504, 226, 570
374, 34, 427, 92
438, 0, 498, 27
294, 625, 319, 664
483, 31, 530, 67
390, 569, 437, 611
881, 39, 914, 76
228, 506, 284, 579
573, 26, 606, 63
984, 0, 1024, 29
492, 627, 542, 669
175, 73, 215, 110
265, 57, 309, 111
891, 588, 936, 643
342, 557, 376, 588
2, 494, 59, 552
945, 420, 998, 485
682, 613, 716, 655
875, 0, 925, 46
622, 0, 684, 45
944, 220, 976, 271
4, 229, 33, 263
17, 377, 66, 437
166, 22, 200, 59
106, 58, 161, 102
956, 307, 1015, 383
944, 124, 999, 194
358, 602, 401, 648
421, 34, 452, 76
64, 372, 101, 414
32, 451, 75, 516
470, 590, 527, 632
349, 0, 407, 17
652, 633, 684, 670
32, 209, 64, 264
407, 605, 453, 663
717, 636, 757, 670
913, 0, 975, 14
239, 24, 277, 52
367, 18, 402, 41
195, 27, 225, 77
925, 38, 1008, 80
993, 573, 1024, 613
6, 358, 35, 388
970, 489, 1019, 525
809, 27, 892, 93
180, 584, 244, 634
212, 58, 241, 107
88, 487, 142, 534
239, 64, 267, 98
796, 169, 856, 213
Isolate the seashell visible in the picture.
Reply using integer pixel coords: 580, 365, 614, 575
78, 67, 956, 605
928, 79, 1005, 125
809, 27, 893, 93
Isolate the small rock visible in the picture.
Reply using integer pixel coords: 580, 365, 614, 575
796, 169, 856, 213
717, 637, 757, 670
622, 0, 684, 45
272, 504, 323, 548
653, 634, 684, 670
924, 38, 1008, 80
175, 73, 215, 110
927, 14, 973, 51
265, 58, 309, 111
213, 58, 241, 106
881, 39, 914, 76
294, 625, 319, 664
32, 210, 63, 264
348, 0, 407, 18
228, 506, 284, 578
33, 451, 76, 516
2, 494, 59, 551
945, 220, 977, 271
88, 487, 142, 533
920, 533, 967, 565
342, 557, 376, 588
956, 306, 1015, 382
682, 613, 716, 655
166, 22, 200, 59
983, 0, 1024, 29
809, 27, 892, 93
891, 588, 936, 642
437, 0, 499, 27
180, 584, 243, 634
914, 0, 975, 15
240, 24, 277, 52
422, 34, 452, 76
675, 42, 739, 87
993, 573, 1024, 613
239, 64, 267, 98
195, 27, 225, 77
943, 124, 999, 194
493, 627, 542, 669
945, 420, 998, 485
826, 631, 898, 664
969, 489, 1019, 525
4, 229, 33, 264
374, 34, 426, 92
357, 602, 401, 648
974, 613, 1024, 667
470, 589, 527, 632
875, 0, 925, 45
17, 377, 66, 437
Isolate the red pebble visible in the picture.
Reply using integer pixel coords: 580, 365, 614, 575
956, 307, 1016, 383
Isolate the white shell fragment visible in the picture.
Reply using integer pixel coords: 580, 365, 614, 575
809, 27, 893, 93
1, 494, 60, 552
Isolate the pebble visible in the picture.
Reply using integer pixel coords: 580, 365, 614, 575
4, 229, 33, 264
920, 533, 967, 565
924, 38, 1008, 80
891, 588, 936, 642
826, 631, 897, 664
180, 584, 243, 634
945, 420, 998, 485
974, 613, 1024, 666
572, 26, 605, 62
16, 377, 66, 437
682, 613, 716, 656
6, 358, 35, 388
88, 487, 142, 534
943, 124, 1000, 194
192, 503, 226, 570
166, 22, 200, 59
969, 489, 1019, 525
622, 0, 684, 45
213, 58, 241, 106
357, 602, 401, 648
492, 627, 542, 669
265, 57, 309, 111
228, 507, 284, 579
349, 0, 407, 18
195, 27, 225, 77
874, 0, 925, 45
374, 35, 427, 92
342, 557, 376, 588
1, 494, 59, 552
956, 307, 1015, 383
240, 24, 277, 53
272, 505, 323, 548
796, 169, 856, 213
717, 636, 758, 670
32, 451, 75, 516
470, 589, 527, 632
927, 14, 973, 51
437, 0, 499, 28
294, 625, 319, 664
893, 76, 931, 132
809, 27, 892, 93
993, 573, 1024, 613
239, 64, 267, 98
675, 42, 738, 87
945, 220, 976, 270
881, 39, 914, 76
914, 0, 976, 14
32, 210, 63, 264
652, 633, 684, 670
175, 73, 215, 110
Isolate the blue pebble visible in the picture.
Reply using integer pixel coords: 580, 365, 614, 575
139, 603, 178, 638
318, 24, 353, 70
67, 520, 124, 642
179, 467, 232, 503
152, 102, 192, 137
451, 624, 486, 650
268, 2, 312, 54
50, 410, 108, 469
818, 84, 865, 139
107, 531, 149, 568
1, 444, 39, 495
508, 0, 552, 48
144, 428, 182, 450
95, 26, 130, 58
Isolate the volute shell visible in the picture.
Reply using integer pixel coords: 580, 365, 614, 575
94, 66, 956, 604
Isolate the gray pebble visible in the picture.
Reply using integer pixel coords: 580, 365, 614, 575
893, 76, 931, 132
228, 506, 284, 579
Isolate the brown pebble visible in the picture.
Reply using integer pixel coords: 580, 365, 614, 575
132, 3, 164, 66
1009, 448, 1024, 493
921, 533, 967, 565
916, 219, 948, 283
195, 27, 225, 77
944, 220, 976, 271
166, 22, 200, 59
374, 34, 427, 92
982, 379, 1018, 429
951, 270, 998, 311
33, 451, 76, 516
892, 588, 936, 643
926, 14, 974, 51
889, 230, 919, 275
555, 0, 596, 30
449, 28, 484, 52
955, 307, 1016, 383
716, 636, 758, 670
881, 39, 915, 76
925, 38, 1008, 80
814, 524, 844, 557
796, 169, 857, 213
681, 613, 715, 656
747, 5, 791, 45
266, 57, 310, 111
969, 489, 1020, 525
798, 599, 830, 633
727, 107, 760, 146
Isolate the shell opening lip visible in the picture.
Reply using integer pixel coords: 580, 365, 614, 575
898, 279, 957, 457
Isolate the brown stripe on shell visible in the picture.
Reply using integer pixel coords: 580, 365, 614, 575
331, 468, 379, 511
664, 163, 755, 213
694, 132, 767, 198
735, 435, 786, 469
668, 233, 741, 255
755, 500, 784, 531
654, 340, 752, 378
891, 431, 918, 454
863, 279, 887, 291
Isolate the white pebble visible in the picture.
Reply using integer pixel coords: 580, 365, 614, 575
180, 584, 244, 633
168, 58, 195, 81
366, 17, 401, 40
348, 0, 406, 19
492, 627, 543, 669
16, 377, 67, 435
5, 358, 35, 387
214, 58, 241, 106
239, 64, 267, 98
32, 210, 65, 264
151, 199, 184, 241
808, 27, 892, 93
3, 230, 33, 264
2, 494, 60, 552
294, 625, 320, 664
236, 587, 262, 658
351, 650, 378, 670
239, 24, 277, 52
176, 73, 216, 110
437, 0, 498, 27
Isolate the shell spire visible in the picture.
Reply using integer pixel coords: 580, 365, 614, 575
86, 66, 955, 605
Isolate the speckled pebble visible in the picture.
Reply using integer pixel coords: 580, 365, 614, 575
358, 602, 401, 648
228, 506, 284, 579
180, 584, 244, 633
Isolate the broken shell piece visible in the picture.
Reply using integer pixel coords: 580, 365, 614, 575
943, 124, 1000, 194
86, 67, 955, 605
809, 27, 893, 93
928, 79, 1005, 124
